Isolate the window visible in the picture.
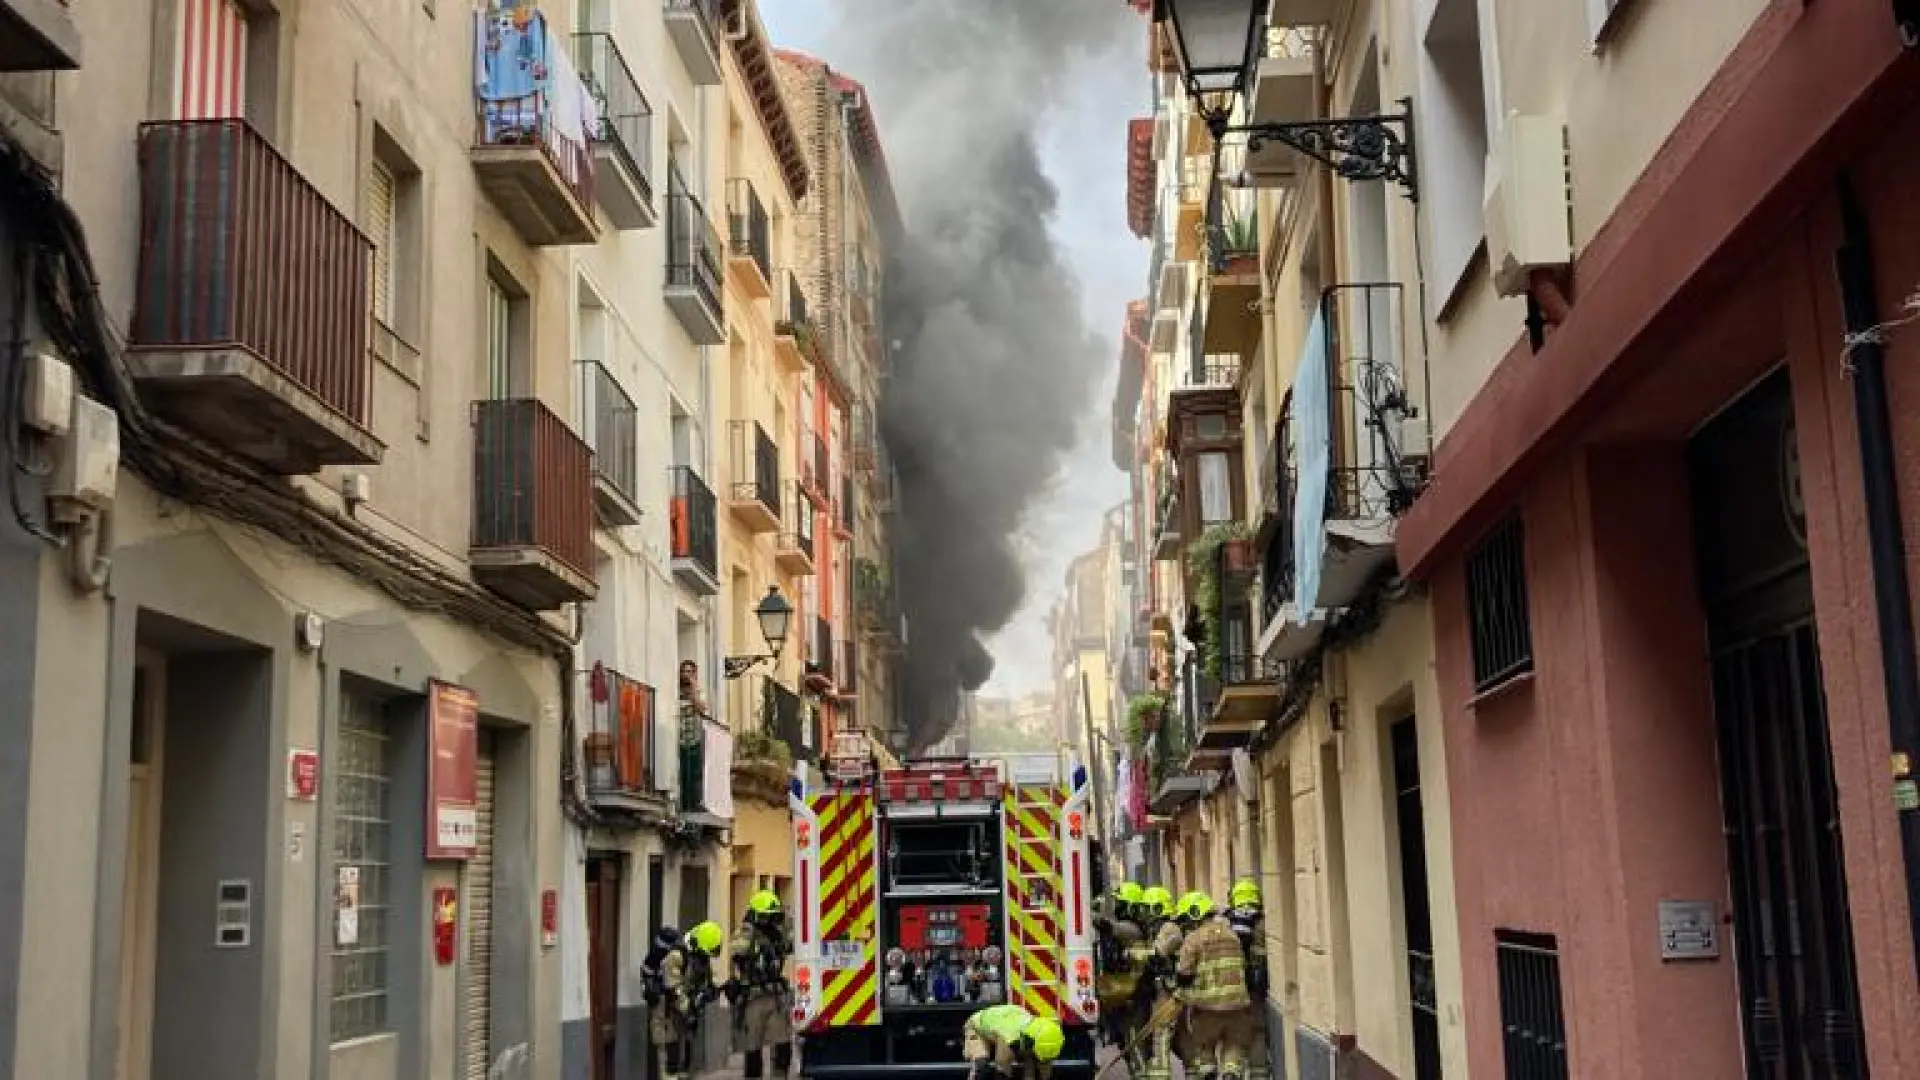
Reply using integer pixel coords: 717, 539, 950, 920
1464, 513, 1533, 692
330, 692, 394, 1043
367, 158, 398, 328
172, 0, 249, 120
1198, 452, 1232, 524
484, 265, 530, 399
1494, 929, 1568, 1079
1416, 0, 1500, 310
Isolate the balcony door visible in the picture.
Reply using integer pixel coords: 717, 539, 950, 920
486, 274, 530, 400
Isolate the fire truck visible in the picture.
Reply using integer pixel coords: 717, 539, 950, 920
788, 754, 1101, 1079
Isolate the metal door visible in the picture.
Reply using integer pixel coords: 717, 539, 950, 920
1690, 369, 1867, 1078
1390, 718, 1442, 1080
461, 742, 497, 1080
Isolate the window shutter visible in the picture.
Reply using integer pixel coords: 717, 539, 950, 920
367, 159, 397, 326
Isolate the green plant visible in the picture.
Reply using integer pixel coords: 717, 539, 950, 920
1124, 692, 1168, 751
855, 557, 887, 601
735, 727, 793, 769
1185, 520, 1253, 680
1218, 209, 1258, 259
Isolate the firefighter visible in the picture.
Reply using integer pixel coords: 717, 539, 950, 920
648, 920, 726, 1080
961, 1003, 1067, 1080
1226, 879, 1271, 1080
728, 890, 794, 1079
1174, 895, 1252, 1080
1133, 886, 1182, 1080
1094, 883, 1147, 1054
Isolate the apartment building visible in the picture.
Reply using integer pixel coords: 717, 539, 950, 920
774, 51, 906, 764
1134, 1, 1920, 1079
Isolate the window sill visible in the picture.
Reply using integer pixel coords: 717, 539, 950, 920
329, 1031, 398, 1053
1467, 669, 1535, 712
372, 320, 421, 386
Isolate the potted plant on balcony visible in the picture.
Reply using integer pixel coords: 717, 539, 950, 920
1186, 520, 1254, 681
731, 725, 794, 805
1125, 692, 1168, 752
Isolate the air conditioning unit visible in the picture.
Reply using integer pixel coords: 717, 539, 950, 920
1483, 113, 1572, 298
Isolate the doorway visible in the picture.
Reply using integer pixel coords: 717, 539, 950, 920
586, 855, 623, 1080
1389, 717, 1441, 1080
117, 653, 166, 1080
1689, 370, 1867, 1077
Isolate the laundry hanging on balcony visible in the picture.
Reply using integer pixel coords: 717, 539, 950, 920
1290, 304, 1330, 624
473, 5, 595, 191
702, 718, 735, 820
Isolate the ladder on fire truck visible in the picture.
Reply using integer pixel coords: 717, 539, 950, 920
1006, 771, 1067, 1018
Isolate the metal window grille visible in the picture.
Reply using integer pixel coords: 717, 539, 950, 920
1465, 514, 1534, 692
1495, 929, 1568, 1080
330, 692, 394, 1043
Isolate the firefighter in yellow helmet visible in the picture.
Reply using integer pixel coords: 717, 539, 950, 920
728, 889, 793, 1079
1132, 886, 1182, 1080
962, 1004, 1066, 1080
647, 920, 726, 1080
1226, 879, 1271, 1080
1094, 883, 1148, 1054
1174, 893, 1253, 1080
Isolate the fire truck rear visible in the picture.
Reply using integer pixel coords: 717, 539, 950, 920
788, 755, 1100, 1079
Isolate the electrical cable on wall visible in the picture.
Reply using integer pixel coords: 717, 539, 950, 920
1841, 282, 1920, 374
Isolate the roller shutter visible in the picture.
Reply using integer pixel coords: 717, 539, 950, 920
461, 742, 496, 1080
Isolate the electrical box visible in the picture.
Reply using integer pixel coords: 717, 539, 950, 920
22, 347, 73, 436
1483, 113, 1573, 298
49, 393, 119, 516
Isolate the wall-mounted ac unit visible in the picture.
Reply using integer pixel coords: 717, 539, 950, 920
1483, 113, 1572, 298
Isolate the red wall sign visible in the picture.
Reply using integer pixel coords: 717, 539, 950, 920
286, 749, 319, 801
541, 888, 559, 948
432, 887, 458, 966
426, 680, 480, 860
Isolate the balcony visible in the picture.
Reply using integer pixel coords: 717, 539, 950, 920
808, 617, 835, 685
725, 179, 772, 300
856, 558, 904, 652
470, 398, 597, 609
581, 664, 667, 816
838, 473, 856, 534
726, 420, 781, 534
775, 480, 816, 576
0, 0, 80, 71
772, 269, 813, 373
1246, 25, 1318, 186
128, 120, 382, 475
1154, 474, 1181, 560
472, 35, 598, 247
850, 404, 877, 473
669, 466, 721, 595
801, 425, 830, 505
576, 360, 641, 528
665, 169, 725, 344
838, 637, 859, 698
1175, 176, 1205, 263
663, 0, 723, 87
1300, 283, 1429, 610
1269, 0, 1343, 29
1203, 184, 1262, 356
574, 32, 655, 230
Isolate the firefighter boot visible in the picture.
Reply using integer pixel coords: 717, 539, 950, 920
772, 1041, 794, 1073
743, 1047, 766, 1080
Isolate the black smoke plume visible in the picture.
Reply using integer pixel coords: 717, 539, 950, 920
816, 0, 1135, 750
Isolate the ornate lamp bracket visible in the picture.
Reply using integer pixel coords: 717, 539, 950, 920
1225, 98, 1419, 203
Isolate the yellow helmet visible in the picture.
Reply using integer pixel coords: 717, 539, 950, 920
1177, 891, 1214, 921
689, 921, 725, 954
1230, 878, 1262, 909
1117, 882, 1146, 906
1025, 1016, 1066, 1063
1140, 886, 1174, 918
748, 889, 782, 916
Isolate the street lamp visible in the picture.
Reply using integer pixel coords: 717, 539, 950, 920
723, 586, 794, 679
1155, 0, 1418, 201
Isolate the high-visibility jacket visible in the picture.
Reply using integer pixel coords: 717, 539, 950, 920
968, 1004, 1035, 1046
1176, 915, 1250, 1013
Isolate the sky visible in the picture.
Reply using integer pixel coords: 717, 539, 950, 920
762, 0, 1144, 697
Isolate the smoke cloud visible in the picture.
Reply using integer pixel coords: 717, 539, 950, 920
816, 0, 1135, 750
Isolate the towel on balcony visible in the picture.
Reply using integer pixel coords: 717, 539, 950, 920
702, 718, 735, 820
1290, 304, 1330, 624
475, 5, 550, 148
544, 29, 596, 147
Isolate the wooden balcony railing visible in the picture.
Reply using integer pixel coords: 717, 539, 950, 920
131, 119, 373, 430
471, 398, 597, 598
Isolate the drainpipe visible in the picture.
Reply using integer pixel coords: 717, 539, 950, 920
1833, 175, 1920, 979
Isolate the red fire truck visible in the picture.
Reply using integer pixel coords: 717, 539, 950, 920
788, 754, 1100, 1078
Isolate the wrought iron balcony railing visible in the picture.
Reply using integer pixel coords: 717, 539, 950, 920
666, 168, 723, 317
573, 32, 653, 203
576, 359, 639, 515
1319, 283, 1429, 519
728, 420, 781, 518
726, 178, 772, 284
583, 665, 662, 799
669, 465, 719, 579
